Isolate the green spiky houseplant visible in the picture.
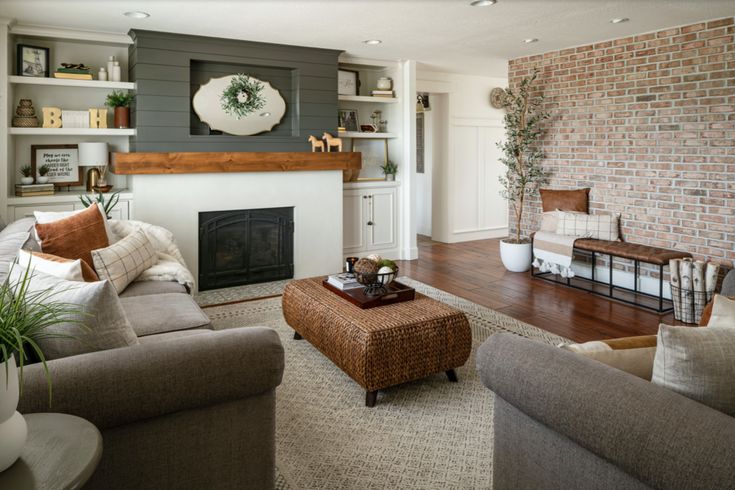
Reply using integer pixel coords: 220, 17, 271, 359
497, 70, 549, 270
1, 265, 85, 403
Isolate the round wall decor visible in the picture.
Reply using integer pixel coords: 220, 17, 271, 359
192, 74, 286, 136
490, 87, 508, 109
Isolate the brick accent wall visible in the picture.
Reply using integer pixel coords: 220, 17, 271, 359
508, 17, 735, 265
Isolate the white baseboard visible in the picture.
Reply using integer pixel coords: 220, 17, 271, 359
446, 227, 508, 243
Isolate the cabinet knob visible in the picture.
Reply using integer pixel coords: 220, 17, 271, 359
367, 221, 374, 226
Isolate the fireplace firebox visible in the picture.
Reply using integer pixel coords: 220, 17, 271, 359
198, 207, 294, 291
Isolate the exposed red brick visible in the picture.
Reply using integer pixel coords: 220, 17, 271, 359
507, 17, 735, 264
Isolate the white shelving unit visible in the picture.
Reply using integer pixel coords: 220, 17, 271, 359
2, 24, 135, 220
10, 128, 136, 136
9, 75, 135, 90
338, 95, 397, 104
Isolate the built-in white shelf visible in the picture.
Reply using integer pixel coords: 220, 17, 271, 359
7, 189, 133, 206
338, 95, 398, 104
344, 180, 401, 190
338, 131, 397, 139
9, 128, 135, 136
9, 75, 135, 90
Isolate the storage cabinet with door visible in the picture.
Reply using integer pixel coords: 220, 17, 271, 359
343, 185, 398, 257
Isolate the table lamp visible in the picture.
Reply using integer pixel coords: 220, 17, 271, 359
78, 142, 108, 191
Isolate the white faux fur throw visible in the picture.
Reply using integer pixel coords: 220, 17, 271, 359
109, 220, 195, 292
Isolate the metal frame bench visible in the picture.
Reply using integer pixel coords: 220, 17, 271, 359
532, 238, 692, 313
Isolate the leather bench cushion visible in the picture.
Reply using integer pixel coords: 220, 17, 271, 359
121, 293, 211, 337
574, 239, 691, 265
120, 280, 188, 298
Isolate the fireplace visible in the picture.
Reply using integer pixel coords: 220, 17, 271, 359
198, 207, 294, 291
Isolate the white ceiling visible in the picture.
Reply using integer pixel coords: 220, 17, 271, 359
2, 0, 734, 77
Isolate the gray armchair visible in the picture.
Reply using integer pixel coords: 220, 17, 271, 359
19, 327, 284, 490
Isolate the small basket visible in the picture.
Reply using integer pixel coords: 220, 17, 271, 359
354, 267, 398, 296
670, 285, 715, 324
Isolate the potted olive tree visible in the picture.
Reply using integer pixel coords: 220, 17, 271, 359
0, 266, 83, 471
498, 70, 548, 272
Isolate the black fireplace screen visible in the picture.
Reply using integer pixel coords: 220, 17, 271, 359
198, 207, 294, 291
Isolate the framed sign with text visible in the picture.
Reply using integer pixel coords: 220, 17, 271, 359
31, 144, 82, 187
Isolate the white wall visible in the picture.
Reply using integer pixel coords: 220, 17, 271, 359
132, 170, 344, 292
416, 71, 508, 244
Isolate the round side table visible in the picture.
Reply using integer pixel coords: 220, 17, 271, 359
0, 413, 102, 490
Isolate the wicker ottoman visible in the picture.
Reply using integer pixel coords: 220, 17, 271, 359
282, 277, 472, 407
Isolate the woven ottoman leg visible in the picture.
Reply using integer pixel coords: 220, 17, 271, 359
446, 369, 458, 382
366, 391, 378, 408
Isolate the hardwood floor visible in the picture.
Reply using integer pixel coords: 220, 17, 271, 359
396, 236, 676, 343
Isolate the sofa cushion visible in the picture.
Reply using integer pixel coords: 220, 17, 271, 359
560, 337, 656, 380
652, 324, 735, 416
1, 217, 35, 236
136, 329, 212, 345
120, 293, 211, 337
35, 205, 109, 270
539, 188, 590, 212
27, 251, 99, 282
119, 280, 188, 298
707, 295, 735, 328
92, 229, 157, 294
34, 203, 116, 244
0, 232, 30, 284
16, 249, 87, 282
9, 268, 138, 360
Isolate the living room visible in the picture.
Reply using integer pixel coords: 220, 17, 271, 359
0, 0, 733, 488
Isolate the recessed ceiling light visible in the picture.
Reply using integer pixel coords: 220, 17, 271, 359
470, 0, 497, 6
610, 17, 629, 24
363, 39, 382, 45
523, 38, 538, 44
124, 11, 150, 19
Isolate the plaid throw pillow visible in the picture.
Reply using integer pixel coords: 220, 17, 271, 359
556, 212, 620, 241
92, 229, 157, 294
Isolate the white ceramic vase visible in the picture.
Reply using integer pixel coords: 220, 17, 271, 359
20, 177, 33, 185
499, 240, 533, 272
0, 354, 28, 472
36, 176, 49, 184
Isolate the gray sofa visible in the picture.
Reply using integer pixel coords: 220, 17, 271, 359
477, 333, 735, 489
1, 218, 285, 489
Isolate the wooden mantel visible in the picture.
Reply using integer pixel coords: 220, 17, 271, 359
110, 151, 361, 175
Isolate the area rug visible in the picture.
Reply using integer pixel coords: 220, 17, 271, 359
202, 278, 568, 489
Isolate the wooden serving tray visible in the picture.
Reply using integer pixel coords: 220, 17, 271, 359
323, 279, 416, 309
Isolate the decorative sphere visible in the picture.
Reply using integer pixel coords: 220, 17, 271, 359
354, 258, 379, 275
377, 266, 396, 285
366, 254, 382, 263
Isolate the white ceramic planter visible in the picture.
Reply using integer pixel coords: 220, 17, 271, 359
20, 177, 34, 185
499, 240, 533, 272
36, 176, 49, 184
0, 355, 27, 472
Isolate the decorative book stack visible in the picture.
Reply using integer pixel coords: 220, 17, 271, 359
54, 64, 92, 80
370, 90, 395, 98
326, 273, 361, 290
15, 184, 55, 197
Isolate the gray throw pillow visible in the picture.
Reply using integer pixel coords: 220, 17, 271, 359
652, 324, 735, 416
9, 268, 139, 360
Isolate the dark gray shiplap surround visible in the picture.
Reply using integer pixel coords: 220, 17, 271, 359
128, 29, 341, 152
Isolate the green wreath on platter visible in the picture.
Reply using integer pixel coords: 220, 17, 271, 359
220, 74, 266, 119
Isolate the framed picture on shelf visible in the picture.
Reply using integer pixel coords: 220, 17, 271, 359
338, 69, 360, 96
338, 109, 359, 132
17, 44, 50, 77
31, 144, 82, 187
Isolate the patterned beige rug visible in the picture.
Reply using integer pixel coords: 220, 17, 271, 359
201, 278, 568, 490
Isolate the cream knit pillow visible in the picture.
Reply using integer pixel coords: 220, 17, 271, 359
556, 212, 620, 241
92, 229, 157, 294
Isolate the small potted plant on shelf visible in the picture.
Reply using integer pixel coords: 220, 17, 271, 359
36, 164, 50, 184
380, 161, 398, 181
0, 266, 85, 472
498, 69, 549, 272
19, 165, 34, 185
105, 90, 135, 129
79, 190, 121, 219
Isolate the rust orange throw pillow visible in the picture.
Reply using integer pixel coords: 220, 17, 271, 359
34, 205, 109, 271
539, 188, 591, 212
30, 251, 99, 282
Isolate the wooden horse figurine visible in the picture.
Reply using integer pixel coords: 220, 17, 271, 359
308, 135, 325, 152
322, 132, 343, 152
